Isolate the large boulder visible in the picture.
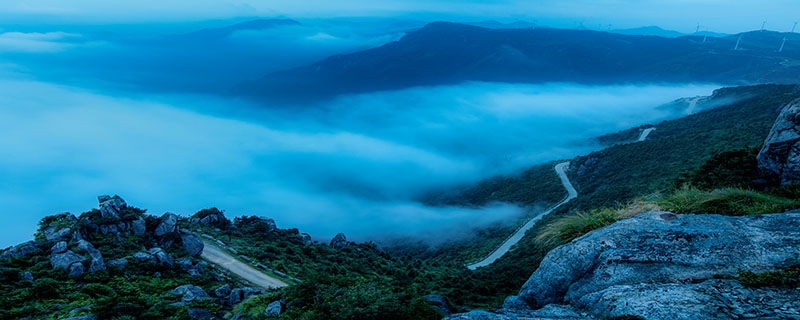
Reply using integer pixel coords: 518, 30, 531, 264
757, 98, 800, 185
154, 213, 179, 236
51, 250, 86, 270
423, 294, 454, 316
97, 195, 127, 219
181, 233, 204, 256
449, 211, 800, 320
130, 217, 147, 236
148, 247, 174, 267
1, 241, 39, 260
171, 285, 211, 303
77, 240, 105, 273
329, 233, 348, 248
264, 300, 284, 318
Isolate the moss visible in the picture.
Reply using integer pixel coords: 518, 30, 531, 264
738, 265, 800, 288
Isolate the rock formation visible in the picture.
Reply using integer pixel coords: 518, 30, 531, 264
447, 211, 800, 319
330, 233, 348, 248
757, 98, 800, 185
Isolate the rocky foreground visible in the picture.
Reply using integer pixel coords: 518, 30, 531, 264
447, 211, 800, 320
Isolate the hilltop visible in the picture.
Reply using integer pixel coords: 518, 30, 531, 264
234, 22, 800, 102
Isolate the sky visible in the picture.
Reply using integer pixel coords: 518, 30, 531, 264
1, 0, 798, 34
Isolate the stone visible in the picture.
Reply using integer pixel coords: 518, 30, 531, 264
517, 211, 800, 310
181, 233, 204, 256
76, 240, 105, 273
133, 252, 155, 263
170, 285, 211, 303
299, 233, 312, 246
226, 287, 264, 307
188, 308, 216, 319
148, 247, 174, 267
130, 218, 146, 236
1, 241, 39, 260
424, 294, 454, 315
264, 300, 284, 318
98, 195, 127, 219
19, 272, 34, 281
51, 250, 86, 270
758, 98, 800, 185
154, 212, 179, 236
329, 233, 348, 248
450, 211, 800, 320
68, 262, 85, 277
62, 315, 98, 320
44, 226, 73, 243
108, 258, 128, 269
213, 284, 232, 298
51, 241, 68, 254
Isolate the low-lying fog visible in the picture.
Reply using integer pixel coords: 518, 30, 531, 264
0, 73, 718, 247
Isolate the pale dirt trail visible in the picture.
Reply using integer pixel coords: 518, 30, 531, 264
467, 162, 577, 270
201, 241, 288, 289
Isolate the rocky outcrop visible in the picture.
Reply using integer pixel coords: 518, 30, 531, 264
171, 285, 211, 303
1, 241, 39, 260
424, 294, 454, 316
98, 195, 127, 219
188, 308, 217, 319
148, 247, 174, 267
181, 233, 204, 256
77, 240, 106, 273
757, 98, 800, 185
330, 233, 348, 248
154, 213, 179, 237
264, 300, 284, 317
448, 211, 800, 320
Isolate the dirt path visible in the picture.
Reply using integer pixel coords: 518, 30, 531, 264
467, 162, 577, 270
201, 241, 288, 289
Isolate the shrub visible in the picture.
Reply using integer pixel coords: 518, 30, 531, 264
674, 147, 760, 190
538, 199, 659, 247
738, 265, 800, 288
658, 187, 799, 216
29, 278, 61, 299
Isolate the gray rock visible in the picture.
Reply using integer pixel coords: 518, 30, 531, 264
330, 233, 348, 248
171, 285, 211, 303
51, 250, 86, 270
226, 287, 264, 307
518, 211, 800, 309
76, 240, 105, 273
758, 98, 800, 185
445, 305, 589, 320
148, 247, 174, 267
1, 241, 39, 260
130, 218, 146, 236
257, 217, 277, 231
188, 308, 216, 319
19, 272, 34, 281
98, 195, 127, 219
424, 294, 453, 315
44, 225, 73, 243
264, 300, 283, 318
68, 262, 85, 277
108, 258, 128, 269
181, 233, 204, 256
98, 224, 119, 235
51, 241, 68, 254
154, 212, 178, 236
299, 233, 312, 246
133, 252, 155, 262
212, 284, 230, 298
62, 315, 98, 320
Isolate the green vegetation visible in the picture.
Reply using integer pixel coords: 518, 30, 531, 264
674, 147, 761, 190
738, 265, 800, 288
657, 187, 799, 216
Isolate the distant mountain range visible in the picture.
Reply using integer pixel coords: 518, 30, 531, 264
175, 18, 300, 40
611, 25, 730, 38
234, 22, 800, 103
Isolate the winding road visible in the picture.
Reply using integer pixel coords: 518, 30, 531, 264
201, 241, 288, 289
467, 162, 578, 270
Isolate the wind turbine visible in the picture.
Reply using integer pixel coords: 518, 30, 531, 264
779, 22, 798, 53
734, 35, 742, 50
761, 20, 767, 31
793, 22, 798, 33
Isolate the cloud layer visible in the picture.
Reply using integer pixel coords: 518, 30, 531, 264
0, 75, 717, 248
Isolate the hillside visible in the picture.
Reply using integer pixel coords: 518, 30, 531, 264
234, 22, 800, 102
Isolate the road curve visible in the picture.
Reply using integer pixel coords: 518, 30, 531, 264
467, 162, 577, 270
637, 127, 656, 142
201, 241, 289, 289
